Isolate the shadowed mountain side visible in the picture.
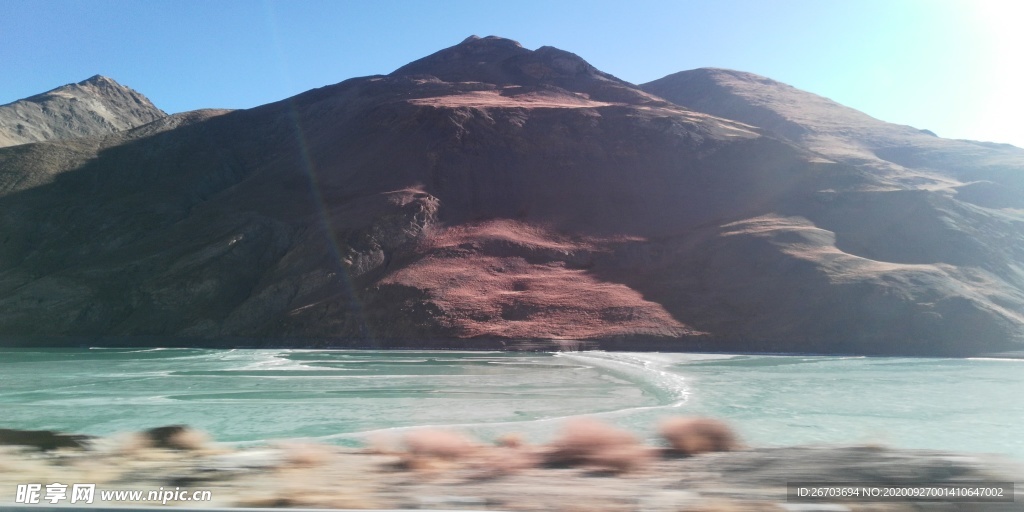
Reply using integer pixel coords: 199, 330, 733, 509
0, 109, 229, 196
0, 75, 167, 148
585, 215, 1024, 355
0, 36, 1022, 355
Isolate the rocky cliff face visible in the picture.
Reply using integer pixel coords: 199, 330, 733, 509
0, 37, 1021, 355
0, 75, 166, 148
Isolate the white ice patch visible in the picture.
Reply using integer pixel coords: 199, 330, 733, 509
554, 351, 691, 408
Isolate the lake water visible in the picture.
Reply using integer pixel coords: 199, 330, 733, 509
1, 348, 1021, 460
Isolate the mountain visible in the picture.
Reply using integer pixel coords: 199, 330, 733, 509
0, 36, 1021, 356
0, 75, 166, 148
642, 68, 1024, 208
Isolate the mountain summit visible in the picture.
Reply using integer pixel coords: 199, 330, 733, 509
391, 35, 659, 105
0, 75, 166, 148
0, 38, 1022, 356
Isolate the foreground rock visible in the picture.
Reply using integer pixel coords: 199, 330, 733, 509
0, 429, 92, 451
0, 428, 1020, 511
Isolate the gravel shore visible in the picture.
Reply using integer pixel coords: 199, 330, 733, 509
1, 426, 1021, 511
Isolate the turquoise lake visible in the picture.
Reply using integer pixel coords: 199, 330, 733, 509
1, 348, 1021, 460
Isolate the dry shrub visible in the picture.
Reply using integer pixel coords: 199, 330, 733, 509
495, 432, 525, 448
546, 417, 651, 473
165, 428, 211, 451
658, 417, 739, 455
276, 441, 332, 467
472, 432, 536, 477
143, 425, 210, 451
106, 432, 152, 455
401, 428, 479, 470
470, 444, 542, 478
363, 432, 402, 455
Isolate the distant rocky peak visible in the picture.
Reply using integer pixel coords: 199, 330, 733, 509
459, 34, 523, 48
389, 35, 645, 104
390, 35, 531, 81
26, 75, 154, 106
81, 74, 118, 85
392, 36, 602, 82
76, 75, 130, 93
0, 75, 166, 148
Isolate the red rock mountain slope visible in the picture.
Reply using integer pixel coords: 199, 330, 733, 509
0, 36, 1021, 355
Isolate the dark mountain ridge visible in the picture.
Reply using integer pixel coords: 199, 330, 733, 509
0, 36, 1021, 356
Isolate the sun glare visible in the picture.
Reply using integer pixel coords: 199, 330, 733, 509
964, 0, 1024, 147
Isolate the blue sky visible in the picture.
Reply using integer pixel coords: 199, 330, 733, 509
2, 0, 1022, 147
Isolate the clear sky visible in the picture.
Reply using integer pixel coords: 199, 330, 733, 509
2, 0, 1022, 148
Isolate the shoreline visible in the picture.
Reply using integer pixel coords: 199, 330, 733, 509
2, 336, 1022, 359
